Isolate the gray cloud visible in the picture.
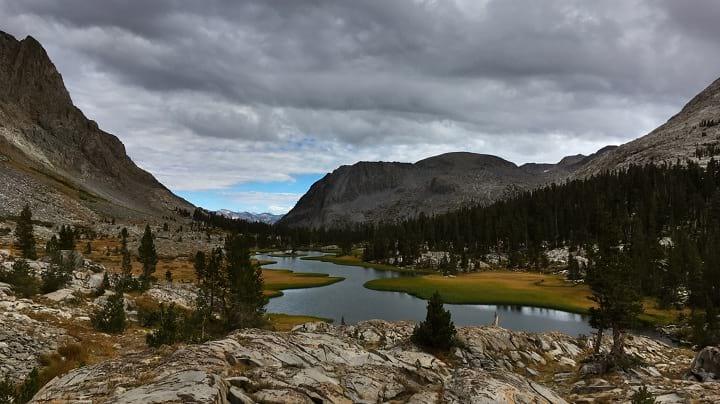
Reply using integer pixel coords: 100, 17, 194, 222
3, 0, 720, 194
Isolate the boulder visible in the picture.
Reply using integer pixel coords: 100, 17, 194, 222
43, 288, 76, 302
688, 346, 720, 382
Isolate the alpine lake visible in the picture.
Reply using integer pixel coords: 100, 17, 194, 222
259, 251, 593, 335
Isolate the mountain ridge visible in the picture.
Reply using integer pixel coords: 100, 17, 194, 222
0, 31, 194, 223
216, 209, 283, 224
280, 76, 720, 229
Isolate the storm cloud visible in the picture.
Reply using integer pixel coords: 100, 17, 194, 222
3, 0, 720, 195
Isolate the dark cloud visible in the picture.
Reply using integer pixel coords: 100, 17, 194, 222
3, 0, 720, 192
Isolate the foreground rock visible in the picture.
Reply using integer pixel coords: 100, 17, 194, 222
33, 321, 565, 403
689, 346, 720, 382
31, 321, 720, 403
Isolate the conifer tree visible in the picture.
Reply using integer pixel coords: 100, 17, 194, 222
137, 225, 158, 289
223, 234, 267, 330
14, 205, 36, 259
146, 303, 182, 347
118, 228, 135, 291
586, 246, 643, 359
45, 235, 59, 256
412, 291, 456, 350
57, 225, 76, 250
91, 292, 126, 333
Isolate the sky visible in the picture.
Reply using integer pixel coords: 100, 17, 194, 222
3, 0, 720, 214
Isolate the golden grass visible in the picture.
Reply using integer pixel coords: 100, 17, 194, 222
365, 271, 681, 325
263, 268, 343, 298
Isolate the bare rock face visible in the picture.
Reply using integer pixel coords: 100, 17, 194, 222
689, 346, 720, 382
32, 321, 567, 404
0, 31, 193, 223
575, 77, 720, 177
28, 320, 720, 403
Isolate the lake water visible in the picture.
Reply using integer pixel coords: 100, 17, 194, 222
260, 251, 593, 335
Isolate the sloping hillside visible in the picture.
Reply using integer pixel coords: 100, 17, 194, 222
575, 78, 720, 177
0, 31, 193, 223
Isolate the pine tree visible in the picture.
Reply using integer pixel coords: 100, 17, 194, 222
0, 259, 40, 298
137, 225, 158, 289
41, 252, 76, 293
57, 225, 76, 250
14, 205, 36, 260
91, 292, 127, 333
223, 234, 267, 330
567, 253, 581, 281
0, 375, 15, 404
45, 235, 59, 256
117, 228, 135, 291
412, 291, 456, 350
586, 246, 643, 359
146, 303, 183, 347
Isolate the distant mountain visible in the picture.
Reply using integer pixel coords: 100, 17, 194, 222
278, 151, 611, 229
280, 76, 720, 229
0, 31, 193, 223
216, 209, 283, 224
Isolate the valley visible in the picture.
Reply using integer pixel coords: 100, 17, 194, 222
2, 4, 720, 402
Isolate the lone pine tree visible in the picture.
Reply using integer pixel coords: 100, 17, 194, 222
14, 205, 36, 259
412, 291, 456, 351
138, 225, 158, 289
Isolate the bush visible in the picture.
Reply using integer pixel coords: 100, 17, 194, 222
0, 376, 15, 403
631, 385, 656, 404
91, 293, 126, 333
146, 304, 184, 347
41, 253, 76, 294
16, 368, 39, 404
412, 291, 457, 351
0, 260, 41, 298
135, 296, 162, 327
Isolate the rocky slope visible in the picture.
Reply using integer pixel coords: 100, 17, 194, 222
575, 77, 720, 177
28, 320, 720, 403
0, 31, 193, 223
278, 151, 607, 228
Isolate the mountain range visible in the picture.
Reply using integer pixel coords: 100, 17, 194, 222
2, 31, 718, 228
279, 78, 720, 228
215, 210, 283, 224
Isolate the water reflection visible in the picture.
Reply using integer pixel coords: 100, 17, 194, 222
259, 251, 592, 335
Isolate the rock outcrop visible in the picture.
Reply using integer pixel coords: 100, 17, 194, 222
689, 346, 720, 382
28, 321, 720, 403
0, 31, 193, 223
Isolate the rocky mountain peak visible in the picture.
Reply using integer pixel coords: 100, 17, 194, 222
0, 31, 192, 222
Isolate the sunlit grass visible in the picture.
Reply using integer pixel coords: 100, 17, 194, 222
365, 271, 681, 326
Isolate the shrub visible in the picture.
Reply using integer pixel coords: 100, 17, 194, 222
0, 259, 40, 298
135, 296, 162, 327
631, 385, 656, 404
0, 376, 15, 403
146, 304, 183, 347
16, 368, 39, 404
91, 293, 126, 333
41, 253, 76, 294
37, 343, 89, 388
411, 291, 457, 351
